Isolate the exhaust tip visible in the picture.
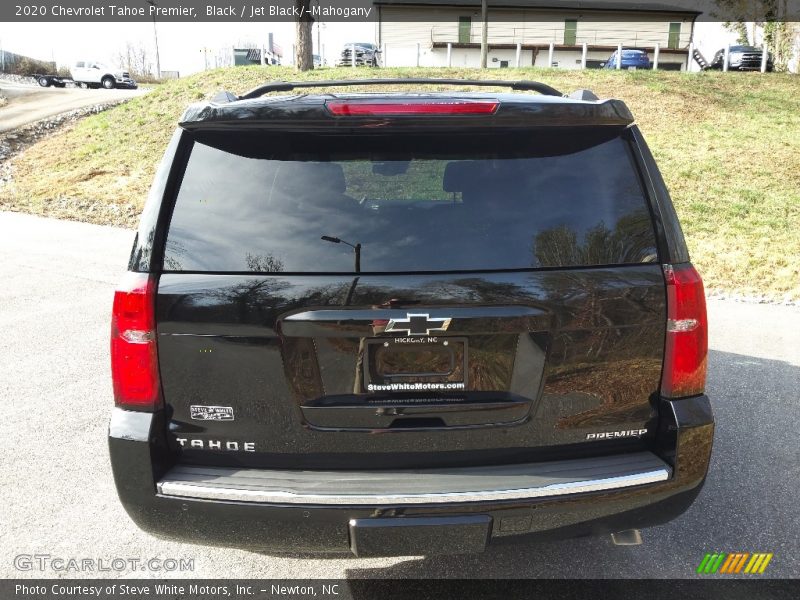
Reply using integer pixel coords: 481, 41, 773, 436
611, 530, 643, 546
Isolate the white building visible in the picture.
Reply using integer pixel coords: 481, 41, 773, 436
374, 0, 701, 70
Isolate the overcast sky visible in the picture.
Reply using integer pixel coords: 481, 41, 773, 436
0, 20, 735, 74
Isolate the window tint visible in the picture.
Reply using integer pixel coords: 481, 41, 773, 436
164, 131, 657, 273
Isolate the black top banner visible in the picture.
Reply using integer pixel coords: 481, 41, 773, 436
2, 0, 799, 22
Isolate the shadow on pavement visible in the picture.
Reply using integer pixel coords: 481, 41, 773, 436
256, 350, 800, 579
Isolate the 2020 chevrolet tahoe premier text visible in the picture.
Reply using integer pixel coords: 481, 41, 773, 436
109, 79, 713, 556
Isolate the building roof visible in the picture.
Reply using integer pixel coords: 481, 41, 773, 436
373, 0, 701, 15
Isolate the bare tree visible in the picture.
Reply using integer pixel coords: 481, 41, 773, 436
116, 41, 153, 79
713, 0, 780, 45
763, 0, 795, 70
295, 0, 314, 71
245, 253, 284, 273
714, 0, 799, 70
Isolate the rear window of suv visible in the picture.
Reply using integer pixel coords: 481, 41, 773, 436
163, 130, 657, 272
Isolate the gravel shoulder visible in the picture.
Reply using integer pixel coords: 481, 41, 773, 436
0, 79, 147, 224
0, 79, 146, 133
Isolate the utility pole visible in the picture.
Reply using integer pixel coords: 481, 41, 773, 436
145, 0, 162, 79
480, 0, 488, 68
315, 0, 322, 63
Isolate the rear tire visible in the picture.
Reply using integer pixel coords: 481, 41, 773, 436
101, 76, 115, 90
38, 77, 50, 87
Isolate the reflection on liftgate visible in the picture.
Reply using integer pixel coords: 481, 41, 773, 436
108, 78, 713, 556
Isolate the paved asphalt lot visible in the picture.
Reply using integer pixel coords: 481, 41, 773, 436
0, 81, 146, 132
0, 210, 798, 579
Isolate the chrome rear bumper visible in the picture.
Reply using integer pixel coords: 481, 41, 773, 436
157, 451, 670, 505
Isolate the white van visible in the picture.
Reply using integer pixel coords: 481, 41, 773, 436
70, 61, 138, 89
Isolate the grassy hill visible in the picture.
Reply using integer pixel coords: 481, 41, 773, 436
1, 66, 798, 298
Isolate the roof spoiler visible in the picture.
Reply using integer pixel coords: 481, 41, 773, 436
234, 78, 565, 100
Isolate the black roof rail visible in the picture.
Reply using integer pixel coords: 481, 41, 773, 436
237, 78, 564, 100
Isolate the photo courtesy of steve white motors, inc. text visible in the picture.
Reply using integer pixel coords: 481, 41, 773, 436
14, 582, 343, 597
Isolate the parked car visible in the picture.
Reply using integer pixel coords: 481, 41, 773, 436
109, 78, 713, 556
707, 45, 773, 71
337, 42, 380, 67
604, 49, 651, 70
313, 54, 324, 68
70, 60, 137, 89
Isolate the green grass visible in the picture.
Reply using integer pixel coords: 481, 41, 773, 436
1, 66, 799, 298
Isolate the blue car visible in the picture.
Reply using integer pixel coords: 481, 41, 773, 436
604, 49, 651, 69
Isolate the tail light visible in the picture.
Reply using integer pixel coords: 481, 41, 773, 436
661, 264, 708, 398
325, 99, 499, 116
111, 272, 161, 410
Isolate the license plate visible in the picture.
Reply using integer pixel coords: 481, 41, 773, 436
363, 337, 468, 393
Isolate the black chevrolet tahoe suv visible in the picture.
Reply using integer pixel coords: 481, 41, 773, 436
109, 78, 713, 557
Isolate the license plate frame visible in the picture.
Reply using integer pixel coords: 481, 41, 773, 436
363, 336, 468, 392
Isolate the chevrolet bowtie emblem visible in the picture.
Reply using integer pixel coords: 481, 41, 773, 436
384, 313, 452, 336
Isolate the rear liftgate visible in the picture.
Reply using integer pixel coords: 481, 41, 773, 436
282, 306, 549, 431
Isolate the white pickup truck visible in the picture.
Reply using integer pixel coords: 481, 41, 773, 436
69, 61, 137, 89
35, 61, 138, 89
